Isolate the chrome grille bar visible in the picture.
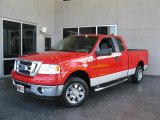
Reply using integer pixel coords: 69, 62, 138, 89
15, 59, 42, 77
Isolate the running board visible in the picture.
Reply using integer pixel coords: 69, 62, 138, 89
94, 78, 128, 92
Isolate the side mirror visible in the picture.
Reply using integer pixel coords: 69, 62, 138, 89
96, 48, 112, 56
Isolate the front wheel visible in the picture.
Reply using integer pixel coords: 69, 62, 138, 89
132, 66, 144, 83
61, 77, 89, 107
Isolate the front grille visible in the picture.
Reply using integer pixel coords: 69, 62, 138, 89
20, 60, 32, 66
19, 70, 30, 75
15, 59, 42, 76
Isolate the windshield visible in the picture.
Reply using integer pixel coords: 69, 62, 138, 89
51, 36, 98, 53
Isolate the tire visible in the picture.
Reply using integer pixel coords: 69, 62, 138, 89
132, 66, 144, 83
61, 77, 89, 107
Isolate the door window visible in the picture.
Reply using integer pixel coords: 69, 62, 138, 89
97, 38, 116, 54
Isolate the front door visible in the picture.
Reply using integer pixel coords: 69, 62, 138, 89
91, 37, 127, 86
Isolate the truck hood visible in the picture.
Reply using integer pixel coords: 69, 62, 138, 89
20, 51, 89, 64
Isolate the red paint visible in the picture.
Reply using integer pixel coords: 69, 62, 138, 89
12, 34, 148, 86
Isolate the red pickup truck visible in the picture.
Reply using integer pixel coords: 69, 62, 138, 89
12, 34, 148, 107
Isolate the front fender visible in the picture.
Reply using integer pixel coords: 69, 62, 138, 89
58, 62, 91, 85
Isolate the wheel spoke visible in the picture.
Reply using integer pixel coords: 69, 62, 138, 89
66, 82, 85, 104
78, 86, 83, 91
79, 91, 84, 96
74, 84, 78, 89
72, 96, 76, 102
76, 95, 82, 102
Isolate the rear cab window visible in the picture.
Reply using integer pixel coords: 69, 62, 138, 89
115, 38, 125, 52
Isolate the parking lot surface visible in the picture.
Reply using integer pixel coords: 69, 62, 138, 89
0, 76, 160, 120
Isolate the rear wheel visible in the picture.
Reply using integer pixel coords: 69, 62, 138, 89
132, 66, 143, 83
61, 77, 89, 107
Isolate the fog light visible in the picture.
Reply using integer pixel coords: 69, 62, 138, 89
37, 87, 43, 94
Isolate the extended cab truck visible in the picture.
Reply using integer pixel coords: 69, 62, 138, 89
12, 34, 148, 107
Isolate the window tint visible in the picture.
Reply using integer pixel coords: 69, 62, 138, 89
63, 28, 78, 38
3, 20, 21, 58
4, 60, 15, 75
116, 38, 125, 51
52, 36, 98, 53
98, 26, 108, 34
45, 37, 51, 51
22, 24, 36, 55
97, 38, 115, 53
79, 27, 96, 34
3, 20, 37, 75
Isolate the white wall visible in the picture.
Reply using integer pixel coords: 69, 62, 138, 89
118, 0, 160, 75
55, 0, 160, 75
0, 0, 55, 77
54, 0, 117, 43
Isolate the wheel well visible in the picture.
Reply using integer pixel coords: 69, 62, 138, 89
137, 61, 144, 69
66, 70, 91, 87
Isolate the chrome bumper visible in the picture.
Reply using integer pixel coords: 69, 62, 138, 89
12, 79, 64, 97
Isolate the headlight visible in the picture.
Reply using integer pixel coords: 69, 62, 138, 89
14, 59, 18, 70
38, 64, 60, 74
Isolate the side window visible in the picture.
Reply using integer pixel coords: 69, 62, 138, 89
96, 38, 116, 53
116, 38, 125, 52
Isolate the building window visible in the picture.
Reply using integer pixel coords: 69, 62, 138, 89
22, 24, 36, 55
3, 21, 21, 58
98, 26, 108, 34
45, 37, 52, 51
3, 20, 37, 75
98, 26, 117, 35
79, 27, 96, 35
63, 25, 117, 39
3, 60, 15, 76
63, 28, 78, 38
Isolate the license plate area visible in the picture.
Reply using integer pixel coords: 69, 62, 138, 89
17, 84, 24, 93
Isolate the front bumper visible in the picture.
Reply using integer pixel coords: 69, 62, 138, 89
12, 79, 64, 98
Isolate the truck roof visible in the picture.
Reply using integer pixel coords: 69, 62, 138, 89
79, 34, 121, 38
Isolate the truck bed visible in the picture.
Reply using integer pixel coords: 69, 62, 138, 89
128, 49, 148, 51
128, 49, 148, 69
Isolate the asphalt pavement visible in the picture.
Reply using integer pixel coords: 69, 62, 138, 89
0, 75, 160, 120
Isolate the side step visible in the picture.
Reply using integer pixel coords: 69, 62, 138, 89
94, 78, 128, 92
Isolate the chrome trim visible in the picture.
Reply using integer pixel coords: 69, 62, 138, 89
94, 78, 128, 92
14, 59, 42, 77
12, 80, 64, 97
66, 83, 85, 104
90, 70, 128, 87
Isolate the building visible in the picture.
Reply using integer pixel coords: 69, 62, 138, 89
0, 0, 159, 77
0, 0, 55, 77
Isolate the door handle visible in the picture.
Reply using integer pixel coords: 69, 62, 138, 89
115, 56, 119, 61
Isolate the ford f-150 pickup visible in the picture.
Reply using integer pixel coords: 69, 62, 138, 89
12, 34, 148, 107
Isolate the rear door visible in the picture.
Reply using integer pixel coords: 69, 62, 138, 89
113, 37, 128, 73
